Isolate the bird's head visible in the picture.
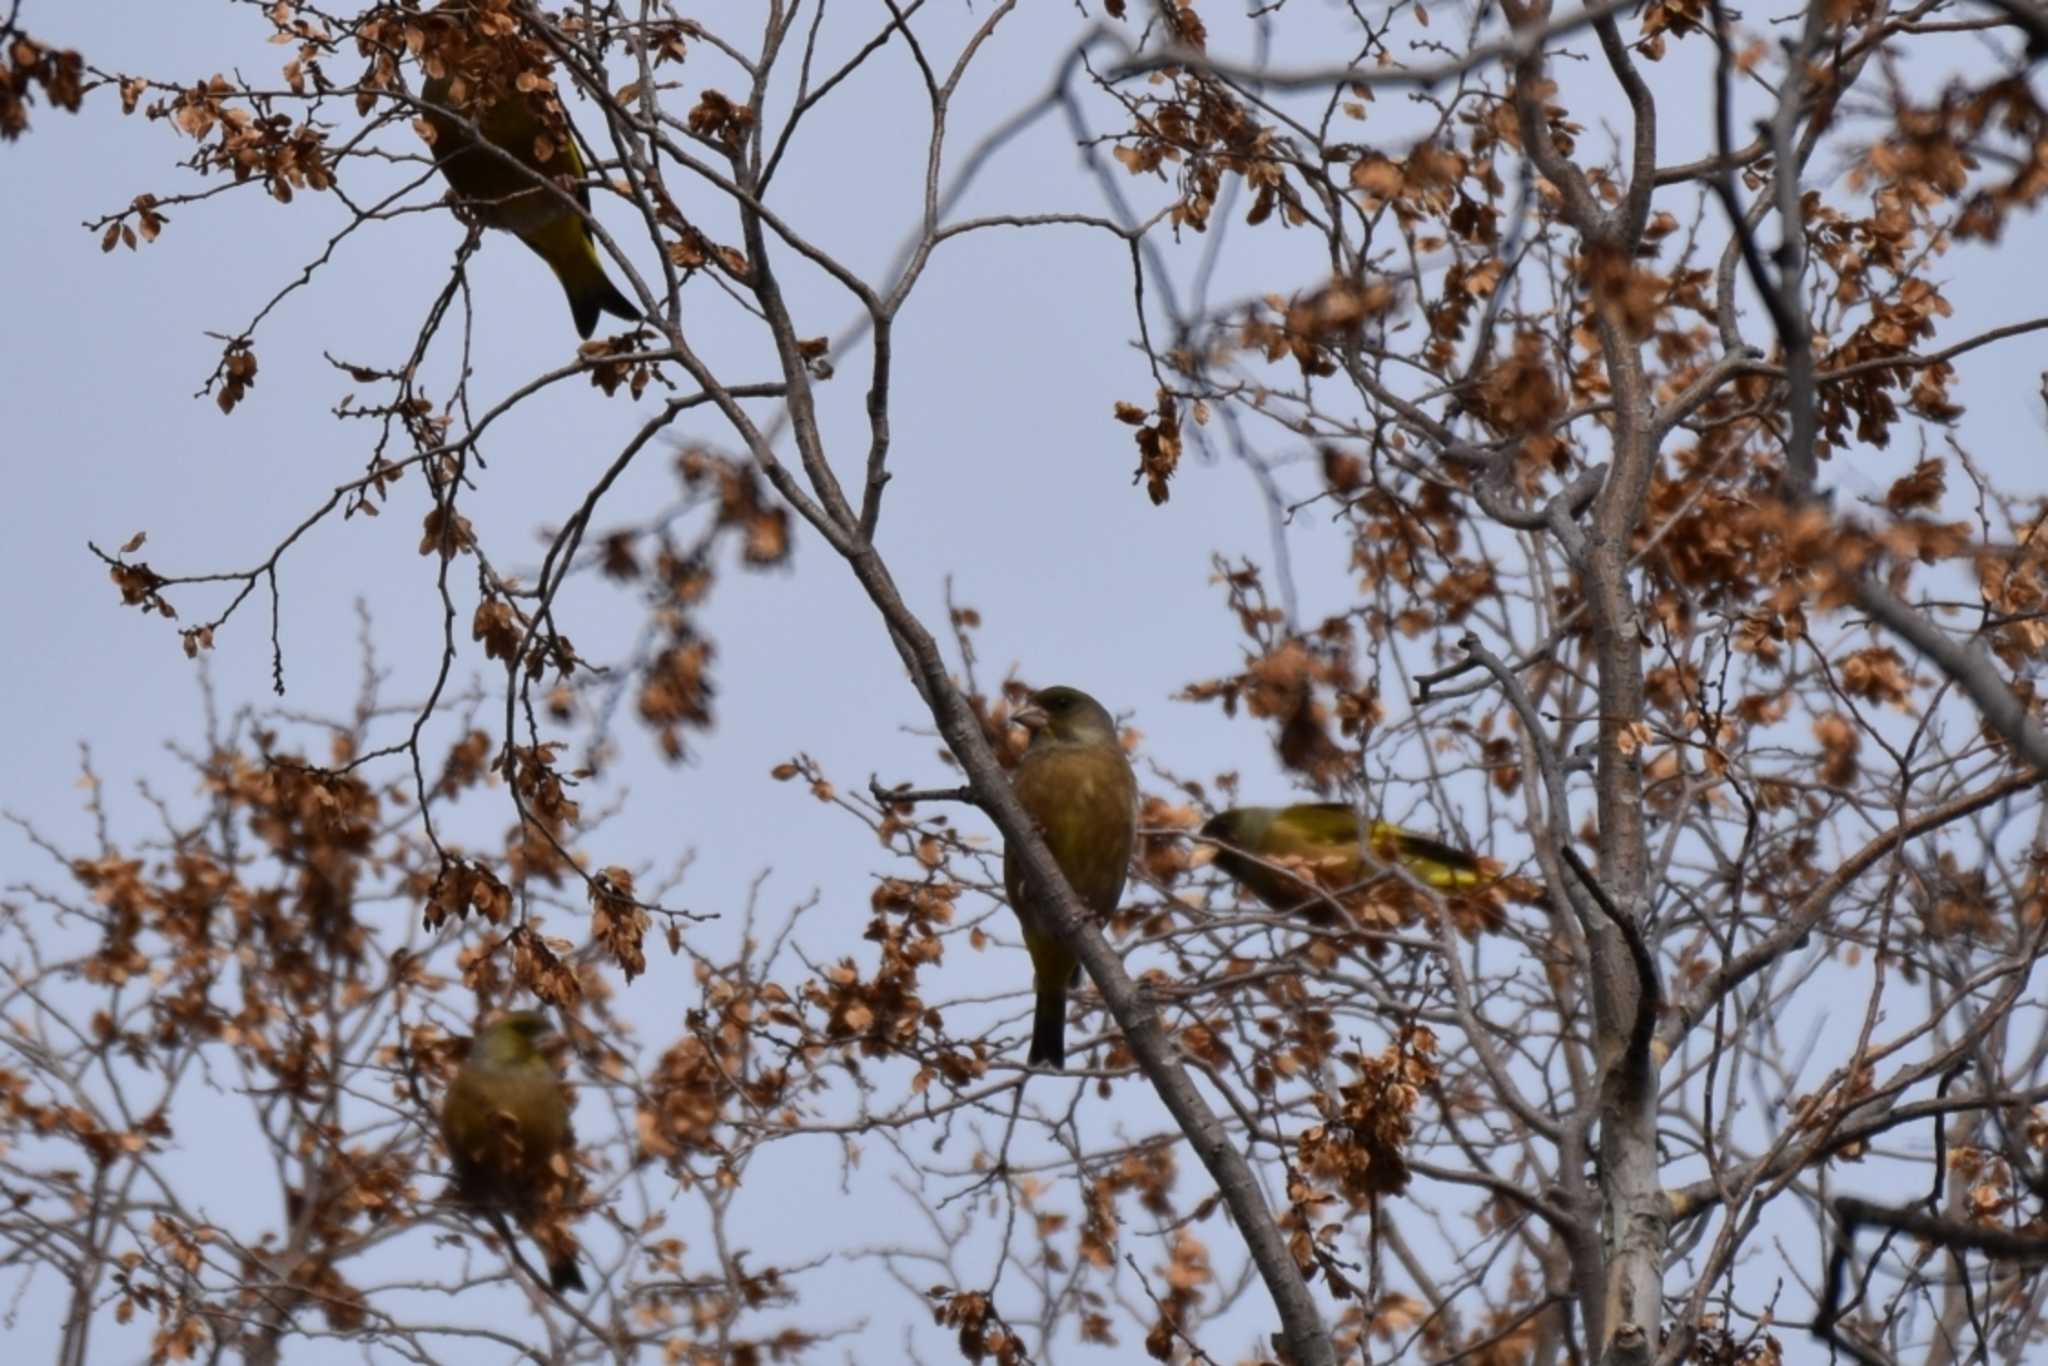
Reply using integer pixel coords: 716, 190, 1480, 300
469, 1009, 559, 1066
1200, 807, 1273, 851
1013, 686, 1118, 748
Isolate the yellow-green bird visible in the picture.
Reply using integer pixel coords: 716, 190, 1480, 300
419, 59, 639, 338
440, 1010, 586, 1293
1202, 803, 1485, 912
1002, 686, 1138, 1069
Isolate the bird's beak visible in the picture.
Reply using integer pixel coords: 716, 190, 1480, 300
1012, 703, 1049, 735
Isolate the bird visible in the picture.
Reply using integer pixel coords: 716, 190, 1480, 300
1201, 803, 1485, 915
1002, 686, 1138, 1070
418, 55, 639, 339
440, 1010, 586, 1293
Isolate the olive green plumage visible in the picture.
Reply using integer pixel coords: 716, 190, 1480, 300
1202, 803, 1484, 912
1002, 686, 1138, 1070
441, 1010, 585, 1293
419, 61, 638, 338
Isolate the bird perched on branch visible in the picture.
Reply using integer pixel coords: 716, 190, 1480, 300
1002, 686, 1137, 1070
440, 1010, 586, 1293
1202, 803, 1485, 913
418, 35, 639, 339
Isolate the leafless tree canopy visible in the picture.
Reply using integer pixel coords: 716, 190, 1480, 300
7, 0, 2048, 1363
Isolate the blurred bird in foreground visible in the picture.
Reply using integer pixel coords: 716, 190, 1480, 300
1202, 803, 1485, 914
419, 49, 639, 338
441, 1010, 586, 1293
1002, 686, 1138, 1069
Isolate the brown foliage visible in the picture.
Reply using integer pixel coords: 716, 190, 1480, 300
21, 1, 2048, 1362
1, 26, 83, 140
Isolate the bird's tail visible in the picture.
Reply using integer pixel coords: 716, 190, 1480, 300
564, 265, 640, 340
547, 1249, 587, 1294
526, 214, 640, 339
1028, 987, 1067, 1070
528, 1212, 587, 1295
485, 1205, 586, 1297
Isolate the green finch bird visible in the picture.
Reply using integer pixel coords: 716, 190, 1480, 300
440, 1010, 586, 1293
1202, 803, 1485, 914
1002, 686, 1138, 1069
419, 37, 639, 339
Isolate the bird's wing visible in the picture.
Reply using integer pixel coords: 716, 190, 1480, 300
1371, 822, 1485, 888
